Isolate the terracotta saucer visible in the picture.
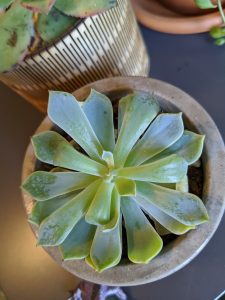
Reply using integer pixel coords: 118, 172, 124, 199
131, 0, 224, 34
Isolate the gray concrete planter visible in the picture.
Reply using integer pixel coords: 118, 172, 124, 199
22, 77, 225, 286
0, 0, 149, 113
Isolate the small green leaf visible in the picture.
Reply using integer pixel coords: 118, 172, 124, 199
210, 26, 225, 39
135, 196, 195, 235
85, 180, 114, 225
21, 0, 56, 13
118, 154, 187, 183
194, 0, 217, 9
37, 180, 101, 246
214, 37, 225, 46
126, 113, 184, 166
22, 171, 96, 201
114, 92, 160, 168
102, 151, 114, 170
55, 0, 117, 17
82, 89, 115, 152
48, 91, 103, 161
121, 198, 163, 264
32, 131, 107, 176
90, 218, 122, 272
37, 6, 77, 43
0, 0, 13, 10
102, 188, 120, 232
148, 130, 205, 165
115, 177, 136, 196
29, 192, 77, 226
137, 181, 209, 226
60, 217, 96, 260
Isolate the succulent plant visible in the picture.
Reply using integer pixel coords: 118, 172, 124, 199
22, 90, 208, 272
0, 0, 117, 73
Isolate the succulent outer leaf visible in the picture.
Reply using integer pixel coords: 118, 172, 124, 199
82, 89, 115, 152
20, 0, 56, 13
113, 92, 160, 168
126, 113, 184, 167
0, 0, 13, 11
55, 0, 117, 17
194, 0, 217, 9
0, 3, 33, 73
22, 171, 97, 201
48, 91, 104, 161
176, 175, 189, 193
147, 130, 205, 165
136, 181, 209, 226
135, 196, 195, 235
90, 217, 122, 272
37, 6, 77, 43
121, 197, 163, 264
102, 188, 120, 232
29, 191, 78, 225
60, 217, 96, 260
85, 180, 114, 226
118, 154, 188, 183
31, 131, 107, 176
115, 177, 136, 196
118, 96, 128, 133
37, 180, 101, 246
85, 255, 97, 270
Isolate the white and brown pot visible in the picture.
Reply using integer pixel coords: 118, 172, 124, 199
0, 0, 149, 113
22, 77, 225, 286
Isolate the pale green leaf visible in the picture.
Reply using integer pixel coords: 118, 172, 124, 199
60, 217, 96, 260
194, 0, 217, 9
102, 188, 120, 232
114, 93, 160, 168
121, 197, 162, 263
118, 96, 128, 132
148, 130, 205, 165
37, 180, 101, 246
90, 218, 122, 272
126, 113, 184, 166
85, 180, 114, 225
82, 89, 115, 152
22, 171, 96, 201
48, 91, 103, 161
29, 192, 78, 226
0, 0, 13, 10
154, 221, 171, 236
32, 131, 107, 176
135, 196, 195, 235
115, 177, 136, 196
118, 154, 188, 183
85, 255, 96, 270
102, 151, 114, 170
137, 181, 209, 226
176, 175, 189, 193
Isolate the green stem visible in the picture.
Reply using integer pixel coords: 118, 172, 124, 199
218, 0, 225, 25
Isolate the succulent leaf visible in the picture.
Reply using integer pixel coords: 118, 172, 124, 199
137, 182, 209, 226
126, 113, 184, 166
114, 92, 160, 168
55, 0, 117, 17
0, 3, 33, 73
148, 130, 205, 165
37, 6, 77, 43
82, 89, 115, 152
0, 0, 13, 11
20, 0, 56, 13
37, 180, 101, 246
48, 91, 104, 161
118, 154, 188, 183
60, 217, 96, 260
121, 198, 163, 264
115, 177, 136, 196
29, 191, 78, 225
32, 131, 107, 176
102, 188, 120, 232
90, 218, 122, 272
22, 171, 96, 201
194, 0, 217, 9
85, 180, 114, 226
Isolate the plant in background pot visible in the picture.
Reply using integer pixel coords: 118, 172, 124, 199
0, 0, 149, 112
21, 77, 225, 285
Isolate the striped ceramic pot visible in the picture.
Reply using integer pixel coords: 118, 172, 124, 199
0, 0, 149, 112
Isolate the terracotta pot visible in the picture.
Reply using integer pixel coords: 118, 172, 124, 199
22, 77, 225, 286
0, 0, 149, 113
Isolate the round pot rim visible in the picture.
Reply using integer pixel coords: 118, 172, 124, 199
21, 76, 225, 286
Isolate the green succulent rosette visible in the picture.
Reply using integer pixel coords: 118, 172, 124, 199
22, 90, 208, 272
